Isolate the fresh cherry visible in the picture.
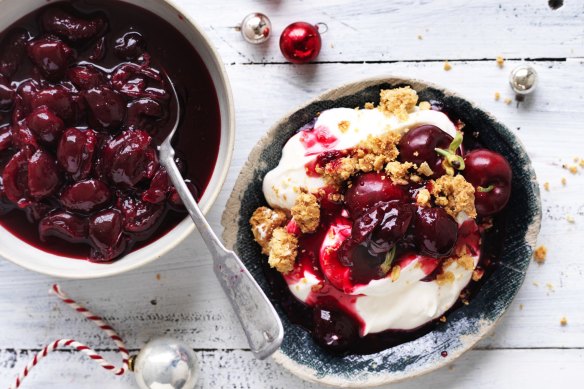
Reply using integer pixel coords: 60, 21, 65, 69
0, 28, 29, 78
26, 106, 65, 145
88, 209, 127, 262
312, 307, 358, 353
67, 65, 105, 90
344, 172, 406, 217
412, 207, 458, 258
463, 149, 512, 216
114, 32, 146, 60
82, 86, 126, 130
27, 36, 75, 80
60, 179, 111, 213
398, 125, 453, 178
57, 127, 98, 181
41, 7, 106, 42
39, 211, 88, 244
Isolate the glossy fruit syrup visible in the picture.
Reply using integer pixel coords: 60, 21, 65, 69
0, 1, 221, 261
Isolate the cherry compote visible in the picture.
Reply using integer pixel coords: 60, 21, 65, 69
0, 1, 221, 262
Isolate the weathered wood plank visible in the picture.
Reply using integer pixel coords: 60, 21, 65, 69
1, 348, 583, 388
188, 0, 584, 64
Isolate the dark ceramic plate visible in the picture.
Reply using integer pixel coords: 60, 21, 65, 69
222, 77, 541, 386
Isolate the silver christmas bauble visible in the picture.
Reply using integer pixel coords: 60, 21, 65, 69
133, 337, 199, 389
240, 13, 271, 44
509, 64, 538, 95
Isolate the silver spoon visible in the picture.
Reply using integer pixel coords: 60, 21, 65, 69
158, 78, 283, 360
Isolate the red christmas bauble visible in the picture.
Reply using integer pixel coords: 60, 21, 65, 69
279, 22, 321, 63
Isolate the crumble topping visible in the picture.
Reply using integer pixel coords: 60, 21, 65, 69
249, 207, 287, 254
268, 227, 298, 274
417, 162, 434, 177
379, 87, 418, 121
416, 188, 431, 207
385, 161, 414, 185
390, 265, 401, 282
533, 245, 547, 264
338, 120, 350, 133
457, 254, 475, 271
364, 102, 375, 110
431, 174, 477, 219
437, 271, 455, 285
418, 101, 431, 110
291, 192, 321, 233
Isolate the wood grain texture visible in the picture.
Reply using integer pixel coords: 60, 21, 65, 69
0, 0, 583, 387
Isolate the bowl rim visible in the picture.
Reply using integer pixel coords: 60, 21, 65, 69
0, 0, 235, 279
222, 75, 541, 387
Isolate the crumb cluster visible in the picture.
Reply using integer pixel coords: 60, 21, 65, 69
533, 245, 547, 264
291, 192, 320, 233
431, 174, 477, 219
378, 87, 418, 121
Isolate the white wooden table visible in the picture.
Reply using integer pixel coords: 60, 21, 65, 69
1, 0, 583, 388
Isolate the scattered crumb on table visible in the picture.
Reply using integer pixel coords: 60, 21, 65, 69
443, 61, 452, 71
566, 215, 575, 223
543, 182, 550, 191
534, 245, 547, 264
560, 316, 568, 326
156, 273, 161, 281
519, 304, 524, 310
504, 97, 513, 105
495, 91, 501, 101
496, 55, 505, 68
561, 177, 567, 185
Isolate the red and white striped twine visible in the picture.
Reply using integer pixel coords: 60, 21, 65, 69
9, 284, 129, 389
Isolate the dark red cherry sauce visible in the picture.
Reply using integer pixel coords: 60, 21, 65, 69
0, 1, 220, 261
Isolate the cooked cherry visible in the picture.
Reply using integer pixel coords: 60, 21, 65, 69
0, 76, 14, 110
27, 36, 74, 80
2, 148, 34, 207
398, 125, 453, 178
101, 129, 155, 187
0, 28, 29, 78
60, 179, 111, 213
26, 106, 65, 145
88, 209, 127, 262
39, 211, 88, 244
142, 168, 169, 204
0, 124, 11, 151
14, 79, 39, 119
82, 86, 126, 130
126, 98, 164, 131
117, 196, 164, 238
412, 207, 458, 258
463, 149, 512, 216
88, 36, 107, 61
114, 32, 146, 60
344, 172, 406, 217
31, 86, 75, 122
41, 7, 106, 42
111, 63, 168, 100
0, 174, 15, 216
57, 127, 98, 181
67, 65, 105, 90
27, 149, 61, 199
24, 201, 52, 223
312, 307, 358, 353
168, 180, 199, 210
11, 122, 39, 149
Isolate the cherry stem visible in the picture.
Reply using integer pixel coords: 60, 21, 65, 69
477, 184, 495, 193
435, 131, 465, 175
380, 246, 397, 275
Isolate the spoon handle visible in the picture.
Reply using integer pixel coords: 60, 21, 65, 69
161, 155, 284, 360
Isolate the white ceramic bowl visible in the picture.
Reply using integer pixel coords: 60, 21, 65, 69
0, 0, 235, 279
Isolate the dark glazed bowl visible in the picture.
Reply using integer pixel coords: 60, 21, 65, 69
222, 77, 541, 387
